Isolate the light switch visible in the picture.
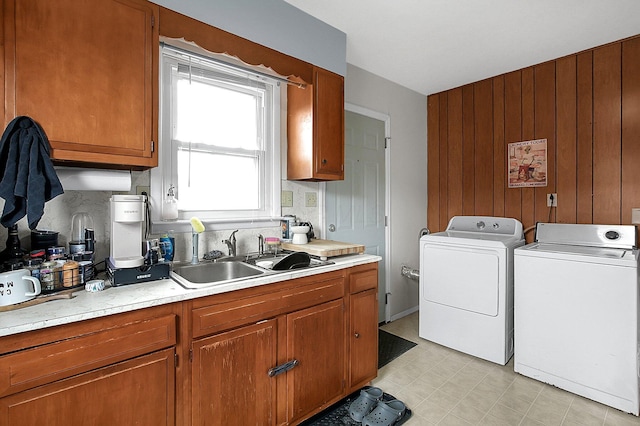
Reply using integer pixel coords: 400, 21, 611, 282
281, 190, 293, 207
305, 192, 317, 207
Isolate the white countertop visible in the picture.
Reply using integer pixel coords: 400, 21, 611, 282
0, 254, 381, 338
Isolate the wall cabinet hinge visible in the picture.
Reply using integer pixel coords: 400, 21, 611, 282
385, 137, 391, 148
151, 140, 155, 152
151, 15, 155, 28
385, 292, 391, 305
174, 353, 179, 368
189, 349, 193, 363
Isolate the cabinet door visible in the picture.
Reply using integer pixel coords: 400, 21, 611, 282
287, 299, 345, 422
191, 320, 277, 426
314, 68, 344, 179
3, 0, 158, 168
0, 349, 175, 426
350, 289, 379, 391
287, 67, 344, 181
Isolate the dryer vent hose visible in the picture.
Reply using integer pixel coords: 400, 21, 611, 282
401, 265, 420, 281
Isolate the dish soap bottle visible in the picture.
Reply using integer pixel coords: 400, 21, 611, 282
162, 185, 178, 221
160, 231, 174, 262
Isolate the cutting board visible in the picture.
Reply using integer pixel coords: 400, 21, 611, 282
281, 239, 365, 259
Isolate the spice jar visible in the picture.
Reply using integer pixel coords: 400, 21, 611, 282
40, 261, 57, 291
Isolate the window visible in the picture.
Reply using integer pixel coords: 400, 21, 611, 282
151, 44, 281, 230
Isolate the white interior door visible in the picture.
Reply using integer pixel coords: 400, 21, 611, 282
325, 108, 388, 322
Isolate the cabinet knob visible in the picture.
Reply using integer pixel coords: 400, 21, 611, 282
322, 159, 327, 164
354, 332, 360, 338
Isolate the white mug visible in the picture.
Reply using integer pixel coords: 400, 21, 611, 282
0, 269, 41, 306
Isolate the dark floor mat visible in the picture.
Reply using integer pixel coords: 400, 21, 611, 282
378, 329, 417, 368
301, 386, 412, 425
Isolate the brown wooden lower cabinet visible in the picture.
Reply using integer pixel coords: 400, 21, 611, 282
0, 306, 178, 426
0, 349, 176, 425
349, 288, 378, 391
0, 263, 379, 426
287, 299, 346, 423
191, 319, 278, 425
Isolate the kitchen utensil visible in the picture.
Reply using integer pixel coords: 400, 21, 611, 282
291, 225, 310, 244
70, 212, 94, 253
0, 292, 73, 312
272, 251, 311, 271
0, 269, 41, 306
280, 240, 366, 259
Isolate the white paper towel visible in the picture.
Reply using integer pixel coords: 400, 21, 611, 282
55, 167, 132, 191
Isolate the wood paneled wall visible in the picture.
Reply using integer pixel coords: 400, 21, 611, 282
427, 35, 640, 241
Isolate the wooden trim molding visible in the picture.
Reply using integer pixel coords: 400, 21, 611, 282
158, 7, 313, 84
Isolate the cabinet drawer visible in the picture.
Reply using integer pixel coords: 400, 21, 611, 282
192, 271, 345, 338
349, 268, 378, 294
0, 314, 176, 398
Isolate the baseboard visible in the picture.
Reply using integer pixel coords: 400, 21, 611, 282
390, 305, 418, 322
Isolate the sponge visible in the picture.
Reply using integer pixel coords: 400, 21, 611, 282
190, 217, 205, 233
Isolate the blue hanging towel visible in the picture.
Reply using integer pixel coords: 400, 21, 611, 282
0, 116, 64, 229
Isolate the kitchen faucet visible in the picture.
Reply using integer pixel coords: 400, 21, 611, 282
223, 230, 238, 257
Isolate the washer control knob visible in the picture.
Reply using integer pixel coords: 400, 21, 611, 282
477, 221, 485, 229
492, 223, 500, 229
605, 230, 620, 240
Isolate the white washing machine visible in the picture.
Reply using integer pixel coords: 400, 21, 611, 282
419, 216, 524, 365
514, 223, 639, 415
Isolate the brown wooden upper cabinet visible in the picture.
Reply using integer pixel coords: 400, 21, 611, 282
2, 0, 159, 169
287, 67, 345, 181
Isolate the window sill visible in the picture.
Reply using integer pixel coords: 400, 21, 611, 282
151, 217, 282, 235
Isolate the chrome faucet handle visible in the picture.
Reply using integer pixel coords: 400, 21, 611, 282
257, 234, 264, 255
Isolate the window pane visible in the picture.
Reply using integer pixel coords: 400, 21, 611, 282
176, 149, 260, 211
175, 78, 259, 150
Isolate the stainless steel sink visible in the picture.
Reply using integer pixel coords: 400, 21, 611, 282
171, 252, 335, 289
171, 261, 267, 289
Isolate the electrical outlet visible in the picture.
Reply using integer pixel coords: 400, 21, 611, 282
281, 190, 293, 207
305, 192, 318, 207
547, 193, 557, 207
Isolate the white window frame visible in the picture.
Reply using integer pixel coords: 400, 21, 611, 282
151, 43, 282, 233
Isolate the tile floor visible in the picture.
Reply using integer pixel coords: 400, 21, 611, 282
374, 312, 640, 426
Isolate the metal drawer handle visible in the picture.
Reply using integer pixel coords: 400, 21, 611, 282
354, 332, 360, 338
268, 359, 299, 377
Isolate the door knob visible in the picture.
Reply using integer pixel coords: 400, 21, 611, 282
328, 224, 335, 232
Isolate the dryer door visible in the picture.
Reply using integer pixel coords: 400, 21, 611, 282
421, 243, 502, 316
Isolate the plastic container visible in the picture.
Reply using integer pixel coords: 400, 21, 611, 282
70, 212, 94, 252
265, 237, 281, 255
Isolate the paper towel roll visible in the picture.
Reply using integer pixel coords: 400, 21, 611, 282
55, 167, 132, 191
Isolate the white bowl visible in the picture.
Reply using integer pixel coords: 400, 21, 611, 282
290, 225, 310, 234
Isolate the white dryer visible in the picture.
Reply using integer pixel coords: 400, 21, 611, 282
514, 223, 639, 415
419, 216, 524, 365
